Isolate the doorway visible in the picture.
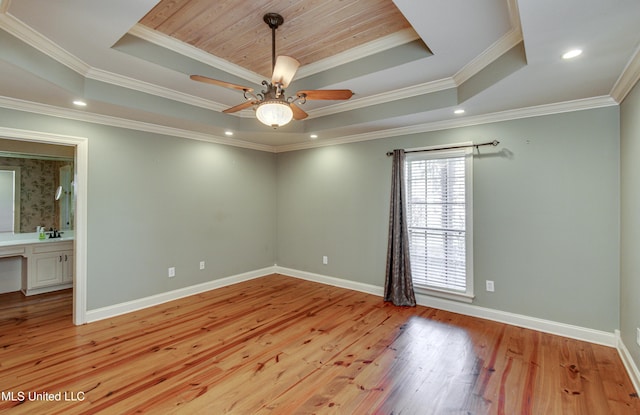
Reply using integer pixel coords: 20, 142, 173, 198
0, 127, 87, 325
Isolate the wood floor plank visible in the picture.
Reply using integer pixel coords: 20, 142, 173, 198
1, 274, 639, 414
531, 332, 563, 414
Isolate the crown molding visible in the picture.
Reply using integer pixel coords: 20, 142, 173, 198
298, 6, 524, 120
306, 78, 457, 119
610, 42, 640, 103
295, 28, 420, 79
0, 5, 549, 136
0, 96, 275, 153
0, 10, 90, 75
506, 0, 522, 29
129, 23, 420, 84
85, 67, 228, 112
453, 0, 523, 86
0, 94, 617, 155
128, 24, 265, 85
453, 27, 523, 86
0, 4, 624, 156
274, 96, 617, 153
0, 13, 233, 114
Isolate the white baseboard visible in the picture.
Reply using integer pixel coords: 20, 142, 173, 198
82, 265, 637, 393
276, 266, 384, 297
616, 330, 640, 395
86, 266, 618, 347
85, 266, 276, 323
414, 292, 617, 347
275, 266, 617, 347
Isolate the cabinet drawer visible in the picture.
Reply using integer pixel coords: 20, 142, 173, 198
32, 242, 73, 254
0, 246, 26, 258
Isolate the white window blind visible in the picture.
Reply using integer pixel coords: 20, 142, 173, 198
405, 148, 473, 300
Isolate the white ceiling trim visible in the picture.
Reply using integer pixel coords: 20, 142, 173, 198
0, 96, 275, 152
0, 94, 617, 155
506, 0, 522, 31
274, 96, 618, 153
306, 78, 457, 119
303, 24, 523, 121
453, 26, 523, 85
294, 28, 420, 79
128, 24, 265, 85
0, 7, 530, 129
86, 67, 228, 112
610, 43, 640, 103
0, 10, 90, 75
0, 12, 251, 115
130, 24, 420, 83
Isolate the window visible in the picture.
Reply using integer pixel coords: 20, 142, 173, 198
405, 147, 473, 302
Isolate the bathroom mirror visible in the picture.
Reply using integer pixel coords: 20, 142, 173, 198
0, 138, 75, 233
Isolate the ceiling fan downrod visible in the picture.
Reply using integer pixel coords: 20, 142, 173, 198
263, 13, 284, 73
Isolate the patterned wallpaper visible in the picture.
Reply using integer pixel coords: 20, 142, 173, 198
0, 157, 73, 233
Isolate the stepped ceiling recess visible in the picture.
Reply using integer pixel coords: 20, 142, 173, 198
0, 0, 639, 152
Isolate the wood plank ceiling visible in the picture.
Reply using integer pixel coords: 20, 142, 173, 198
139, 0, 413, 78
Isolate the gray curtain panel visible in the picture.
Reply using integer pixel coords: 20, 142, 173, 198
384, 149, 416, 307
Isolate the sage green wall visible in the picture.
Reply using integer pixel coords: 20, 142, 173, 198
0, 104, 623, 331
277, 107, 620, 332
621, 79, 640, 366
0, 107, 277, 309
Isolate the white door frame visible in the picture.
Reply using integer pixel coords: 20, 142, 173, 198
0, 127, 88, 325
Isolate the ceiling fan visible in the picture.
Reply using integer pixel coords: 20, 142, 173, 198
190, 12, 354, 128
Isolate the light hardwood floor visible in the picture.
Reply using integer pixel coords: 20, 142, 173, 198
1, 274, 638, 414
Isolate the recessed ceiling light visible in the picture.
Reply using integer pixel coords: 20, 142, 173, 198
73, 100, 87, 107
562, 49, 582, 60
224, 131, 233, 136
310, 134, 318, 139
454, 109, 465, 115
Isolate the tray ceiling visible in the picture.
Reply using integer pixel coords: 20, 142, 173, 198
0, 0, 639, 151
139, 0, 414, 78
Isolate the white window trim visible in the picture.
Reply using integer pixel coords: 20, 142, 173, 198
405, 144, 474, 303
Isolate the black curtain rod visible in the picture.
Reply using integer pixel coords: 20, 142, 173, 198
386, 140, 500, 156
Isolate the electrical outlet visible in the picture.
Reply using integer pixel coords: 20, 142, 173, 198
199, 261, 205, 270
322, 256, 328, 265
486, 280, 495, 292
636, 328, 640, 347
168, 267, 176, 278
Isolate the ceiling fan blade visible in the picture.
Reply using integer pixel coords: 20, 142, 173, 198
271, 56, 300, 88
291, 103, 308, 120
296, 89, 353, 100
223, 100, 257, 114
190, 75, 254, 92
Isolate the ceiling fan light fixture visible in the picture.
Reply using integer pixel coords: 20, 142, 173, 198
190, 12, 351, 128
256, 99, 293, 127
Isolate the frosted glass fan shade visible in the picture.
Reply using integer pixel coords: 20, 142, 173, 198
256, 100, 293, 127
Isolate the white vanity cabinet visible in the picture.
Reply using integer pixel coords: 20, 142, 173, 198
25, 241, 73, 294
62, 250, 73, 284
0, 235, 74, 296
